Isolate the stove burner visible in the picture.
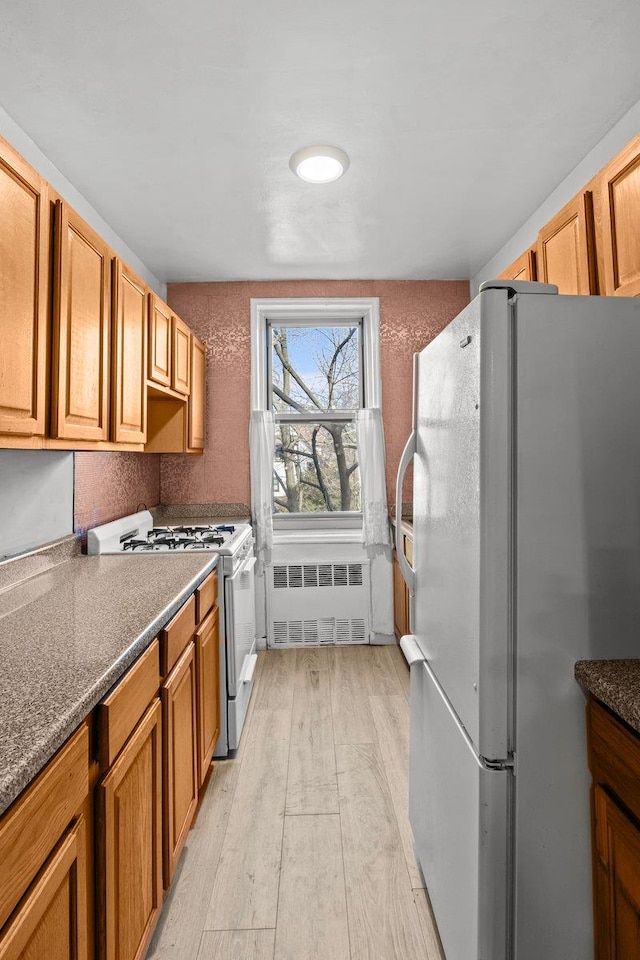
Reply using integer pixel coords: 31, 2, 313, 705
123, 540, 157, 552
200, 533, 225, 546
214, 524, 236, 534
173, 525, 215, 536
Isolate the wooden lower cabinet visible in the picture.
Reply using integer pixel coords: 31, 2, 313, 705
393, 552, 409, 640
162, 642, 199, 888
587, 698, 640, 958
195, 606, 220, 787
0, 818, 88, 960
593, 785, 640, 959
96, 699, 163, 960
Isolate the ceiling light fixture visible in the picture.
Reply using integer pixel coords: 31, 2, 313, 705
289, 145, 350, 183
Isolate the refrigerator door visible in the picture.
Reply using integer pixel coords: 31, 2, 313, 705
511, 292, 640, 959
413, 289, 512, 759
409, 657, 511, 960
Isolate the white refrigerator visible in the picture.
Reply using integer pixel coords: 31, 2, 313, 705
395, 280, 640, 960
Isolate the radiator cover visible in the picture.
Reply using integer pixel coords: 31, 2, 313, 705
267, 560, 371, 648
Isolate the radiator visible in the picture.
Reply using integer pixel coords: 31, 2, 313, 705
267, 560, 371, 648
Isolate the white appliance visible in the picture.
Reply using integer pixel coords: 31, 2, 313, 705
87, 511, 257, 757
395, 280, 640, 960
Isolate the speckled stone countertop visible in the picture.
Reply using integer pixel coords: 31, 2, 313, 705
0, 552, 217, 815
575, 660, 640, 735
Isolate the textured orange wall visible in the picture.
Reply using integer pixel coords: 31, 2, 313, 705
74, 452, 160, 542
162, 280, 470, 509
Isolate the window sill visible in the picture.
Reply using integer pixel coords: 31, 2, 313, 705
273, 528, 365, 545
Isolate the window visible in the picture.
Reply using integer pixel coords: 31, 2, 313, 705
270, 322, 362, 514
251, 298, 381, 523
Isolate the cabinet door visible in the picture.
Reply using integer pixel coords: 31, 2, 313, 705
497, 247, 536, 282
536, 191, 596, 294
162, 642, 198, 887
52, 201, 111, 440
171, 316, 191, 396
188, 335, 206, 452
593, 784, 640, 959
393, 552, 408, 640
112, 259, 148, 444
96, 698, 162, 960
0, 818, 87, 960
148, 294, 172, 388
195, 606, 220, 787
0, 139, 49, 437
600, 136, 640, 297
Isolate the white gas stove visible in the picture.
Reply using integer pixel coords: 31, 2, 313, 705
87, 510, 250, 557
87, 510, 256, 758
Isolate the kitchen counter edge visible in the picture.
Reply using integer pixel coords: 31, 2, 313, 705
0, 553, 218, 816
575, 658, 640, 737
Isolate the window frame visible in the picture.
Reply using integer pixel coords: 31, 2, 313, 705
251, 298, 381, 527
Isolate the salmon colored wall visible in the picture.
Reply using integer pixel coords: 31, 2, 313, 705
162, 280, 470, 510
74, 452, 160, 542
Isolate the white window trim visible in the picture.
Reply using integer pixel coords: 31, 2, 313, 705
250, 297, 381, 411
250, 297, 381, 531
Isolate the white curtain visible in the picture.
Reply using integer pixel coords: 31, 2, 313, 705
250, 410, 275, 570
356, 408, 390, 552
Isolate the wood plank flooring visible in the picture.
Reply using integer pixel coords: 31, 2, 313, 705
147, 645, 444, 960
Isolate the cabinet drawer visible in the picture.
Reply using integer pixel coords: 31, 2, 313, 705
160, 595, 196, 676
588, 698, 640, 823
0, 724, 88, 929
97, 640, 160, 770
196, 571, 218, 624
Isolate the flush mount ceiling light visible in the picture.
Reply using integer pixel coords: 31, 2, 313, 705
289, 145, 350, 183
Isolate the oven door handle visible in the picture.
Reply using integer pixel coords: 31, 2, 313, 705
239, 653, 258, 685
239, 555, 257, 575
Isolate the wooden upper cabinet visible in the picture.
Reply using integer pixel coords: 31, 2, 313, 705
188, 335, 205, 452
536, 191, 596, 294
172, 316, 191, 396
148, 294, 172, 388
497, 247, 537, 282
0, 139, 49, 437
112, 259, 148, 444
600, 136, 640, 297
52, 202, 111, 441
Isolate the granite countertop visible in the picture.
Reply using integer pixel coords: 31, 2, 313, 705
0, 551, 218, 815
575, 659, 640, 735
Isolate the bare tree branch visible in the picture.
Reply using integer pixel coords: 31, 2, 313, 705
274, 339, 324, 410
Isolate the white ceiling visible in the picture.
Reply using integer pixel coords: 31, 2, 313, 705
2, 0, 640, 283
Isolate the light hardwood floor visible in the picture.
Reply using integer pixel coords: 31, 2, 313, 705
147, 644, 443, 960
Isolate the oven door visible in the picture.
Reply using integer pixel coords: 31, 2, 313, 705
225, 553, 257, 698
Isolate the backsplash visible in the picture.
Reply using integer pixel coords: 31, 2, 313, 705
74, 452, 160, 544
0, 451, 74, 559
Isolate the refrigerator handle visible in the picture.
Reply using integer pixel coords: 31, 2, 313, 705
421, 654, 514, 773
395, 429, 417, 595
